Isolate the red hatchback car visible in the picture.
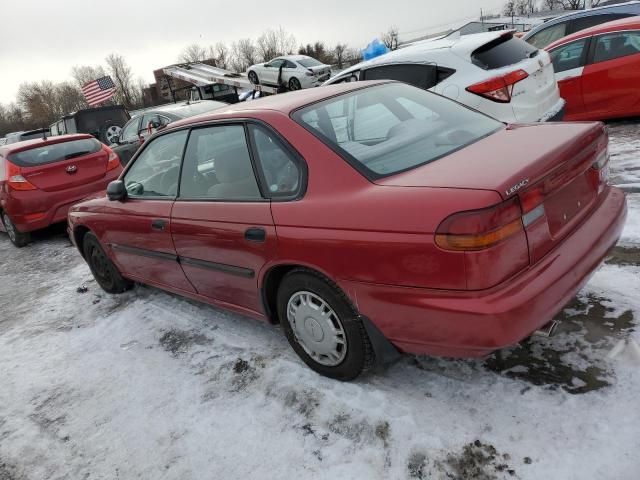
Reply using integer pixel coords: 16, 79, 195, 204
1, 134, 122, 247
68, 81, 626, 380
546, 17, 640, 121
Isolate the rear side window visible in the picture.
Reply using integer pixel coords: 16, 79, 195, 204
550, 39, 588, 73
293, 83, 502, 179
593, 31, 640, 63
472, 35, 538, 69
8, 138, 102, 167
361, 64, 438, 90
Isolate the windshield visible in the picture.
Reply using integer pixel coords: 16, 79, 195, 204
8, 138, 102, 166
298, 57, 323, 67
293, 83, 502, 179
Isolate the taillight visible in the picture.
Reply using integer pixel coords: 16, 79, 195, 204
106, 149, 121, 172
590, 147, 609, 193
435, 197, 523, 251
466, 69, 529, 103
6, 161, 37, 191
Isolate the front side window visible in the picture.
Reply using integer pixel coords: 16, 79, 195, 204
550, 39, 588, 73
124, 130, 188, 198
293, 83, 502, 179
179, 125, 261, 200
268, 59, 285, 68
248, 125, 301, 197
121, 118, 140, 142
528, 23, 568, 49
593, 31, 640, 63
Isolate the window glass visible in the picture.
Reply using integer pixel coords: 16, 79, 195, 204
362, 64, 439, 90
249, 125, 300, 196
268, 59, 285, 68
179, 125, 261, 200
124, 130, 188, 198
593, 31, 640, 63
284, 60, 297, 68
528, 23, 567, 49
298, 57, 323, 68
8, 138, 102, 167
121, 118, 140, 141
471, 35, 538, 69
294, 83, 502, 178
550, 39, 587, 72
568, 14, 631, 35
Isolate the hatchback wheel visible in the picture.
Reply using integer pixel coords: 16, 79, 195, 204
288, 77, 302, 91
83, 232, 132, 294
2, 212, 30, 248
277, 269, 374, 380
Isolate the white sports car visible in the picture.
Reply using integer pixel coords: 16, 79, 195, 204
247, 55, 332, 91
324, 31, 565, 124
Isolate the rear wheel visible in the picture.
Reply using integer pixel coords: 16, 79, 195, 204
83, 232, 132, 294
277, 269, 374, 380
248, 70, 259, 85
288, 77, 302, 91
2, 212, 30, 248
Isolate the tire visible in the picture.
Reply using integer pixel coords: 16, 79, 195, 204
288, 77, 302, 91
277, 269, 374, 380
2, 212, 30, 248
82, 232, 132, 294
248, 70, 259, 85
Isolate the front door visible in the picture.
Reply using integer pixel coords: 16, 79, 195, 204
582, 30, 640, 118
551, 38, 590, 119
102, 128, 196, 293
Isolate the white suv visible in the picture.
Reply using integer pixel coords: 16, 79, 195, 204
324, 31, 565, 124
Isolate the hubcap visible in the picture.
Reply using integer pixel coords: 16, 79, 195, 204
3, 214, 16, 242
290, 79, 301, 90
106, 125, 122, 143
287, 291, 347, 366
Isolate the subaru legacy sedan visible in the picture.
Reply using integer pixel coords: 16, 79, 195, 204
68, 81, 626, 380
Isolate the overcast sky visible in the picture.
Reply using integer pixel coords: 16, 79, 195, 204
0, 0, 506, 104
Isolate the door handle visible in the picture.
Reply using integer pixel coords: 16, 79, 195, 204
245, 227, 266, 242
151, 219, 166, 231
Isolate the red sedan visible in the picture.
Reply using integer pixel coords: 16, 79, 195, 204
68, 81, 626, 380
1, 134, 122, 247
546, 17, 640, 121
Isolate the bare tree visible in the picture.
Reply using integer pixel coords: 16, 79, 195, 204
231, 38, 258, 72
105, 53, 136, 108
54, 82, 86, 115
503, 0, 516, 16
213, 42, 229, 69
256, 27, 296, 62
381, 26, 399, 51
179, 44, 208, 63
71, 65, 106, 88
334, 44, 347, 69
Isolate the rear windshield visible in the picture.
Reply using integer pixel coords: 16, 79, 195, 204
293, 83, 502, 179
298, 58, 323, 68
9, 138, 102, 166
472, 35, 538, 69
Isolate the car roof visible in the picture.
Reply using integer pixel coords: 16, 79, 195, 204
545, 15, 640, 50
275, 54, 313, 62
0, 133, 94, 156
329, 30, 511, 80
524, 1, 640, 38
168, 81, 391, 130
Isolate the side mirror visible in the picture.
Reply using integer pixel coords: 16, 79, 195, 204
107, 180, 127, 201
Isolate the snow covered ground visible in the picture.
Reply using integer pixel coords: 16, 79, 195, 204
1, 122, 639, 480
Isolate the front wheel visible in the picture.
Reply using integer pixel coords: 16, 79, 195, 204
277, 269, 374, 380
248, 70, 259, 85
83, 232, 133, 294
2, 212, 30, 248
288, 77, 302, 91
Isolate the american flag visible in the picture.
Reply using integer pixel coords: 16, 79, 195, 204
81, 76, 116, 106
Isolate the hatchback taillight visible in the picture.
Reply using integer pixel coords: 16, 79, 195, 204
435, 197, 523, 251
5, 161, 37, 191
106, 149, 121, 172
466, 69, 529, 103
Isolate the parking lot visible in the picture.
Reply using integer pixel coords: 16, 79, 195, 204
0, 119, 636, 480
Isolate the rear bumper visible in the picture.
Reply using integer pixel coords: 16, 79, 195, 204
342, 186, 627, 357
538, 98, 566, 122
4, 170, 119, 233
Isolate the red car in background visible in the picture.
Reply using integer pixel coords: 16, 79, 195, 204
546, 17, 640, 121
68, 81, 626, 380
0, 134, 122, 247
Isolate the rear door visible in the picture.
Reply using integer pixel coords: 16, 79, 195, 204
581, 30, 640, 118
549, 38, 590, 119
102, 129, 196, 292
10, 137, 108, 192
170, 123, 278, 315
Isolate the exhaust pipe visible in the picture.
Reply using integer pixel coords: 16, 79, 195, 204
533, 320, 558, 338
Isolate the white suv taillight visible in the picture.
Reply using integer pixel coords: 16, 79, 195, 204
466, 69, 529, 103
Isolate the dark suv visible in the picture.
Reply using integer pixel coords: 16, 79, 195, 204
523, 1, 640, 48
